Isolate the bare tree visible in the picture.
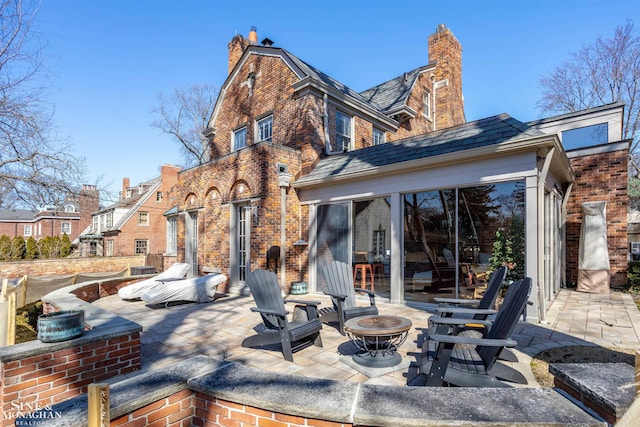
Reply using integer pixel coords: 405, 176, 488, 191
151, 84, 219, 167
537, 20, 640, 154
0, 0, 86, 209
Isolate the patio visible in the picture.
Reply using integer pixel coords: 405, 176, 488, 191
93, 287, 640, 387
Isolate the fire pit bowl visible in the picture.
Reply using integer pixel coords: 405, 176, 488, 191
37, 310, 85, 343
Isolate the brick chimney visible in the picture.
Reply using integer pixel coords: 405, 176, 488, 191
78, 184, 100, 233
428, 24, 465, 128
122, 178, 130, 200
228, 26, 258, 74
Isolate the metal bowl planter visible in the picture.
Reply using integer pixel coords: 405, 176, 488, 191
37, 310, 85, 343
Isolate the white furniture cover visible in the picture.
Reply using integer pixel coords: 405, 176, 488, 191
118, 263, 191, 300
577, 201, 610, 293
140, 273, 227, 304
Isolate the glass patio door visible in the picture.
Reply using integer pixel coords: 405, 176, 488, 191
237, 204, 251, 285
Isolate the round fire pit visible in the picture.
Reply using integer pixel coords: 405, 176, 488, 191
344, 315, 412, 368
37, 310, 85, 343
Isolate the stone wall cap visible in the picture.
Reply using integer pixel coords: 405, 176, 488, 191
550, 362, 635, 416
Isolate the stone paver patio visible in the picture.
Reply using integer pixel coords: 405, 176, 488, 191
93, 288, 640, 387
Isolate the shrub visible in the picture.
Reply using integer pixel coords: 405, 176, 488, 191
25, 236, 39, 260
10, 236, 26, 261
626, 261, 640, 294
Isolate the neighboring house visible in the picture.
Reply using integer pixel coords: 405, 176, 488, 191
0, 185, 99, 243
170, 25, 627, 322
78, 165, 180, 257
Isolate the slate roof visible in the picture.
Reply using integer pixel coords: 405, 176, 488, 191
359, 66, 434, 114
296, 114, 545, 185
0, 209, 37, 221
281, 49, 378, 109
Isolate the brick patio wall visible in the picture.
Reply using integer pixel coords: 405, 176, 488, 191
192, 393, 353, 427
0, 256, 146, 278
566, 145, 628, 288
108, 390, 353, 427
0, 334, 141, 427
0, 277, 142, 427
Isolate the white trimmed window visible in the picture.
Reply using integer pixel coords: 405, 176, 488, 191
106, 212, 113, 228
257, 115, 273, 142
61, 222, 71, 234
106, 239, 114, 256
423, 90, 432, 119
233, 127, 247, 151
336, 111, 352, 151
373, 128, 385, 146
138, 211, 149, 226
166, 216, 177, 255
134, 239, 148, 255
24, 225, 32, 237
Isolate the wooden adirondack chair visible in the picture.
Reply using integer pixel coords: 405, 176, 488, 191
242, 269, 323, 362
427, 266, 521, 364
320, 261, 378, 335
407, 277, 532, 387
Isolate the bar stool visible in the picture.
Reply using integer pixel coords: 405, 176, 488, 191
372, 262, 384, 286
353, 263, 374, 291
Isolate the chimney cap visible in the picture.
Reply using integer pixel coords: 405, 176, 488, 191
248, 25, 258, 44
261, 37, 274, 47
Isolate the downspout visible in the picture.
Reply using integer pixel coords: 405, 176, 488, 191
322, 93, 335, 156
431, 75, 437, 131
561, 182, 574, 291
537, 146, 556, 323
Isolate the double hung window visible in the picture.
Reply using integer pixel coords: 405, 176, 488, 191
233, 127, 247, 151
373, 128, 384, 146
336, 111, 352, 151
257, 116, 273, 142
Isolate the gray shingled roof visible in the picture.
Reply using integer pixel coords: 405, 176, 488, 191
296, 114, 544, 184
359, 66, 432, 114
281, 49, 383, 111
0, 209, 37, 221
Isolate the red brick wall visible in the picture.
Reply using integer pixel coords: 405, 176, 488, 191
193, 393, 351, 427
566, 147, 628, 287
176, 143, 303, 292
0, 256, 145, 278
111, 389, 194, 427
0, 335, 141, 427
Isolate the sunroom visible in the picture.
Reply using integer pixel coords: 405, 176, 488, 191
294, 113, 574, 323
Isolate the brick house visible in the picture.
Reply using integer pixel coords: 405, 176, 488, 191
0, 184, 99, 243
78, 165, 181, 258
170, 25, 627, 322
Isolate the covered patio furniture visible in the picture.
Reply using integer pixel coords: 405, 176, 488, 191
320, 261, 378, 335
242, 269, 323, 362
407, 277, 532, 387
140, 272, 227, 305
118, 262, 190, 300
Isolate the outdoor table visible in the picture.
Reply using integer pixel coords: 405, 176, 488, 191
344, 315, 412, 368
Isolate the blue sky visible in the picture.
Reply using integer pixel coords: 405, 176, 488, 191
35, 0, 639, 202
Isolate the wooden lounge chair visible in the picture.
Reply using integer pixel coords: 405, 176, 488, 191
320, 261, 378, 335
242, 269, 323, 362
407, 277, 532, 387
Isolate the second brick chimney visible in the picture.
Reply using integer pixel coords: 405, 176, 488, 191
228, 26, 258, 74
428, 24, 465, 128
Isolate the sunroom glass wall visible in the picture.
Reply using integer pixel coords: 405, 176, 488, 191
404, 182, 524, 302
